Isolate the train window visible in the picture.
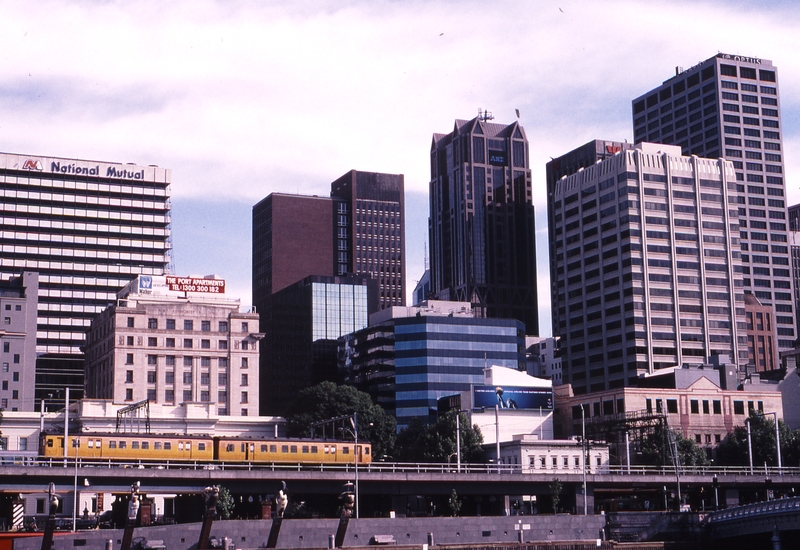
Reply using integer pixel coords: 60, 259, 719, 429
47, 439, 53, 448
187, 442, 192, 450
164, 442, 172, 450
226, 444, 234, 452
119, 441, 127, 449
290, 445, 297, 453
142, 442, 149, 450
108, 441, 116, 449
198, 443, 205, 451
95, 440, 101, 448
302, 446, 309, 454
342, 446, 350, 454
331, 446, 336, 453
154, 442, 162, 450
364, 447, 370, 455
87, 440, 94, 448
270, 445, 277, 453
240, 443, 245, 452
132, 442, 139, 449
311, 446, 318, 453
324, 446, 329, 454
260, 445, 267, 452
281, 445, 289, 453
178, 442, 184, 451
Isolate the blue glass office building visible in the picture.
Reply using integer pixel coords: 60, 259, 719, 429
394, 316, 525, 428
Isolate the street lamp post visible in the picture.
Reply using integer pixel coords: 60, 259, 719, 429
351, 412, 359, 520
581, 404, 587, 515
71, 437, 80, 532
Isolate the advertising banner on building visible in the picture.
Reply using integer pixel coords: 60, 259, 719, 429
473, 385, 553, 410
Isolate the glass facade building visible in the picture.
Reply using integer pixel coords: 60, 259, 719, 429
394, 315, 525, 428
260, 275, 376, 415
429, 117, 539, 335
0, 152, 171, 406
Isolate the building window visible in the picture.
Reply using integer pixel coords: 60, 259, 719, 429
126, 370, 134, 383
690, 400, 699, 414
148, 318, 158, 329
126, 389, 133, 401
219, 372, 228, 385
201, 372, 211, 385
166, 338, 175, 348
201, 320, 211, 332
127, 317, 135, 328
165, 389, 174, 402
201, 391, 210, 402
183, 390, 193, 402
241, 374, 248, 386
12, 372, 18, 382
219, 321, 228, 332
166, 319, 176, 330
147, 355, 157, 365
201, 339, 210, 349
19, 437, 27, 451
165, 356, 175, 366
218, 391, 227, 403
242, 341, 249, 350
165, 371, 175, 384
241, 409, 248, 416
12, 354, 18, 364
241, 391, 248, 403
713, 400, 722, 414
241, 322, 249, 332
184, 320, 194, 331
183, 372, 193, 384
3, 342, 8, 353
734, 401, 745, 414
127, 336, 134, 346
11, 390, 17, 399
2, 381, 7, 390
147, 371, 157, 383
184, 339, 193, 348
148, 337, 157, 347
201, 357, 211, 367
183, 357, 193, 367
667, 399, 678, 414
218, 357, 228, 368
147, 389, 156, 401
126, 354, 134, 365
241, 358, 248, 368
219, 340, 228, 350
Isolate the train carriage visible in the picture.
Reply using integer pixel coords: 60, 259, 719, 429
40, 433, 215, 462
215, 438, 371, 464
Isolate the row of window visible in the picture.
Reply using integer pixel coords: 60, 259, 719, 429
127, 354, 247, 368
131, 318, 248, 332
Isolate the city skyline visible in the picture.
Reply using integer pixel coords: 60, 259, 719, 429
2, 1, 800, 336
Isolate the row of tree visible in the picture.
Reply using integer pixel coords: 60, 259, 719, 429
284, 382, 485, 463
283, 382, 800, 469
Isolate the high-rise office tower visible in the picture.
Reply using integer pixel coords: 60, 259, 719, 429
330, 170, 405, 309
252, 171, 403, 414
429, 116, 538, 335
789, 204, 800, 339
548, 142, 747, 394
633, 53, 794, 351
546, 140, 632, 346
0, 153, 171, 406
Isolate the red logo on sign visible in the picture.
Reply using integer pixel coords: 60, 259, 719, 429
22, 159, 43, 171
606, 145, 622, 154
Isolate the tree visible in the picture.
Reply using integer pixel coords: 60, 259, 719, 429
549, 478, 562, 514
717, 411, 800, 467
284, 381, 396, 458
216, 486, 235, 519
448, 489, 462, 517
394, 410, 485, 463
638, 424, 710, 466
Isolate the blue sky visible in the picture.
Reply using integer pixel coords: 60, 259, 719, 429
2, 0, 800, 336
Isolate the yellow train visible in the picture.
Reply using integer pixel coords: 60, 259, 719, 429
40, 432, 372, 465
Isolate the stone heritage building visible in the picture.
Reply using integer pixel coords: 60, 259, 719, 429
84, 275, 260, 416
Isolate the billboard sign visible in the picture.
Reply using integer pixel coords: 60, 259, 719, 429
473, 385, 553, 410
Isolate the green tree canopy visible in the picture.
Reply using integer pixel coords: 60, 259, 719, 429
716, 411, 800, 467
394, 410, 485, 463
284, 381, 396, 458
638, 424, 710, 467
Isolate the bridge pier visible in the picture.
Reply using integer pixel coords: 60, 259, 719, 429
575, 484, 595, 514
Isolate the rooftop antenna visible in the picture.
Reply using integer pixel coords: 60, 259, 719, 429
423, 242, 428, 271
478, 108, 494, 122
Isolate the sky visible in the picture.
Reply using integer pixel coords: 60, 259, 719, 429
2, 0, 799, 336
